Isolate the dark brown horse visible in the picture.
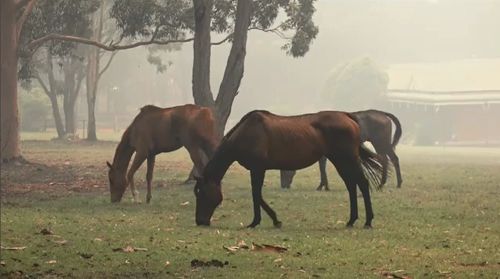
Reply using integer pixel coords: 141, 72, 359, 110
106, 104, 219, 204
280, 109, 403, 191
193, 110, 384, 229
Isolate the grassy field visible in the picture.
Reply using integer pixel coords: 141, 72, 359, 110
1, 136, 500, 279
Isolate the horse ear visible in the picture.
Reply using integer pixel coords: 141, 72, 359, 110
106, 161, 113, 169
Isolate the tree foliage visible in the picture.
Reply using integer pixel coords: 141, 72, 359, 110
18, 0, 100, 81
18, 87, 51, 132
110, 0, 319, 58
321, 57, 389, 111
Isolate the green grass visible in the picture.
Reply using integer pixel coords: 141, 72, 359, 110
1, 141, 500, 279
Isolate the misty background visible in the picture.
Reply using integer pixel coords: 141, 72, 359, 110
21, 0, 500, 142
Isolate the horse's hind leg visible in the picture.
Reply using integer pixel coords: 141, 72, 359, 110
127, 153, 147, 204
387, 149, 403, 188
248, 170, 281, 228
356, 167, 374, 228
146, 155, 155, 204
329, 156, 360, 227
317, 156, 330, 191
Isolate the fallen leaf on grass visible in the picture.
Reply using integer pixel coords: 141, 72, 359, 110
53, 240, 68, 245
223, 246, 240, 252
251, 243, 288, 253
274, 258, 283, 263
379, 270, 412, 279
165, 261, 170, 266
123, 246, 135, 252
40, 228, 53, 235
125, 259, 130, 264
115, 246, 149, 252
181, 201, 189, 206
1, 261, 5, 266
46, 260, 57, 264
94, 238, 103, 242
133, 247, 148, 252
1, 246, 26, 251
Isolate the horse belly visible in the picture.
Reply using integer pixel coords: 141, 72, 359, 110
254, 137, 323, 170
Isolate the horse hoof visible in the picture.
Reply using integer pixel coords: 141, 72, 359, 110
345, 223, 354, 228
146, 198, 151, 204
274, 222, 283, 229
363, 225, 372, 229
246, 223, 259, 229
316, 188, 322, 191
325, 188, 331, 192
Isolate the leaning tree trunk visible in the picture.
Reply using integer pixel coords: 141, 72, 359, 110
0, 1, 22, 162
192, 0, 214, 109
213, 0, 252, 136
185, 0, 216, 182
35, 64, 66, 139
185, 0, 252, 182
48, 95, 66, 138
62, 64, 85, 136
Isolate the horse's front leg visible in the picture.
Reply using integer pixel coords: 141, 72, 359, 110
186, 146, 207, 177
127, 153, 147, 204
247, 170, 265, 228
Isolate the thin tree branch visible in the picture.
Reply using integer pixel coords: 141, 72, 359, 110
15, 0, 34, 11
34, 72, 54, 98
26, 24, 288, 52
71, 69, 86, 105
16, 0, 39, 41
27, 34, 196, 51
98, 51, 118, 79
211, 33, 233, 46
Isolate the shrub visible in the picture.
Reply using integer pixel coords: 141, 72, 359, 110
18, 87, 51, 132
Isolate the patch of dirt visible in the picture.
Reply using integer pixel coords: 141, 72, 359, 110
0, 140, 203, 197
1, 162, 108, 196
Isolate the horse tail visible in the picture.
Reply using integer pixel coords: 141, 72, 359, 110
358, 144, 385, 191
346, 112, 385, 190
382, 111, 402, 149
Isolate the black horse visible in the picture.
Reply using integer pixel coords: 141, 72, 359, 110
280, 109, 403, 190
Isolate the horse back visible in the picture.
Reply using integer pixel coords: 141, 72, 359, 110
229, 111, 359, 169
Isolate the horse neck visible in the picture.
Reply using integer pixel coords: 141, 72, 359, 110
204, 141, 234, 183
112, 133, 135, 174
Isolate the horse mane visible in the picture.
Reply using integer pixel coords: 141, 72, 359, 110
139, 105, 163, 114
218, 110, 269, 146
112, 106, 160, 166
202, 110, 268, 178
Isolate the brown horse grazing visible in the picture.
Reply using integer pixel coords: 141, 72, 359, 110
281, 109, 403, 191
193, 110, 385, 229
106, 104, 219, 204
